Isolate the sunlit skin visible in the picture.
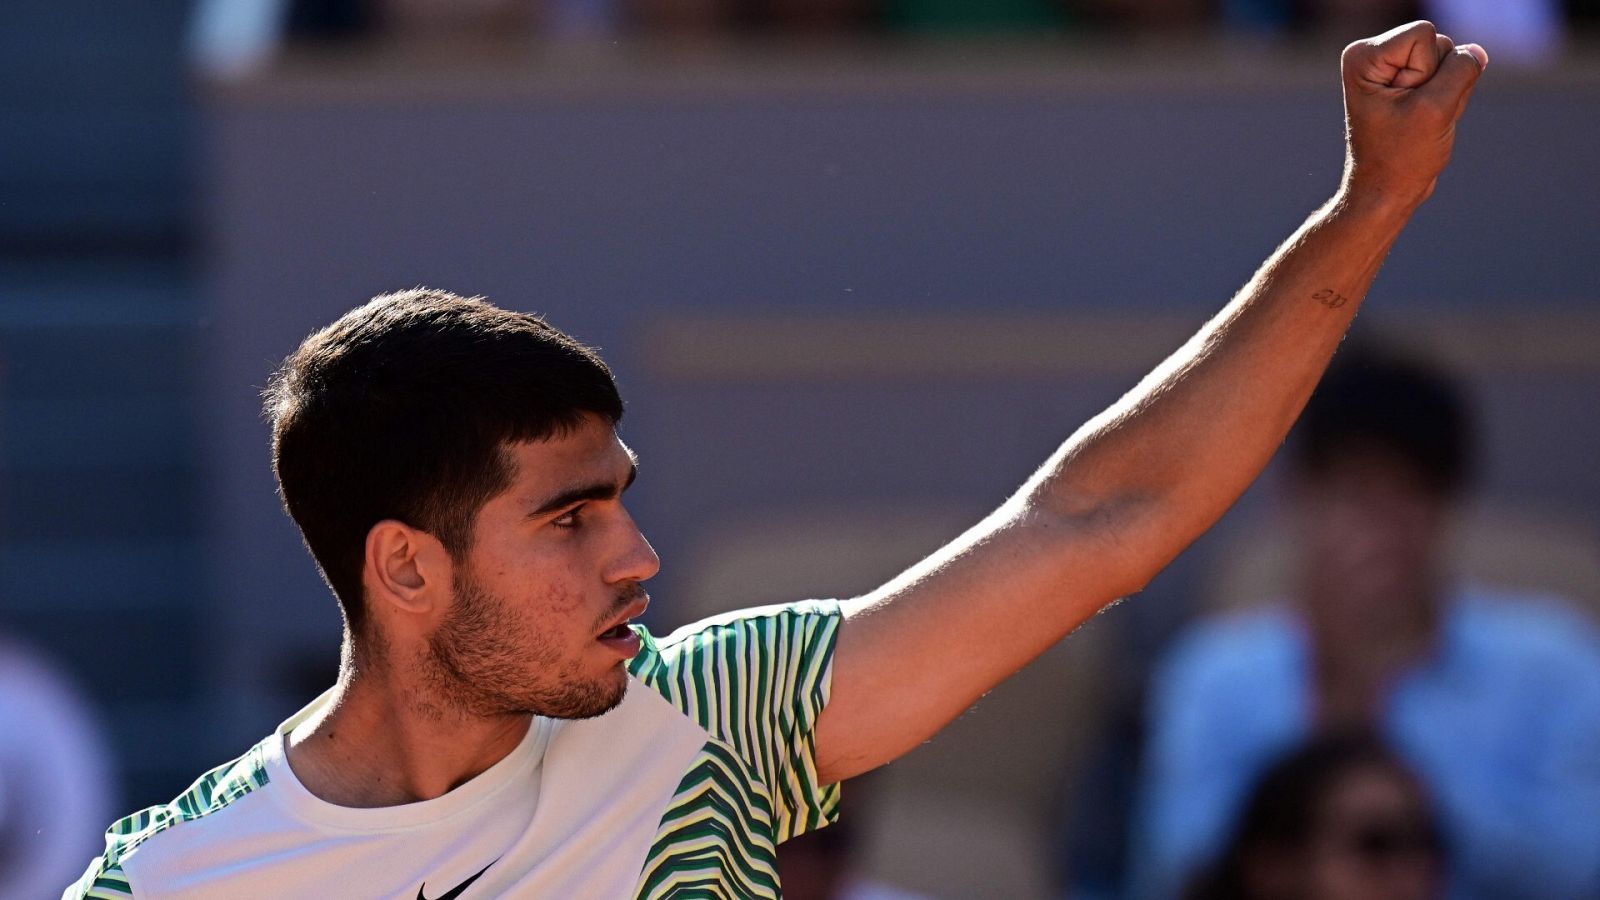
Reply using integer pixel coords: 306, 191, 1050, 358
813, 23, 1486, 783
283, 416, 657, 807
425, 422, 654, 720
286, 21, 1486, 808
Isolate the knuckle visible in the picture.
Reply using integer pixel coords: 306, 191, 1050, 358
1404, 19, 1437, 39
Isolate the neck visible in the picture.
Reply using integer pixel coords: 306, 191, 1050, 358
1303, 571, 1444, 646
1301, 572, 1445, 728
284, 642, 531, 808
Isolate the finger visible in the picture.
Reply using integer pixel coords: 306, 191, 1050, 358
1420, 44, 1488, 117
1392, 32, 1454, 89
1345, 21, 1440, 90
1435, 33, 1455, 65
1369, 18, 1437, 49
1385, 24, 1445, 89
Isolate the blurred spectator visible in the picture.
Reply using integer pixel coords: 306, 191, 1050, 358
1080, 0, 1212, 32
0, 635, 116, 898
1223, 1, 1421, 34
1186, 732, 1446, 900
1423, 0, 1566, 65
1131, 342, 1600, 899
1222, 0, 1567, 57
884, 0, 1072, 34
374, 0, 541, 40
208, 0, 1600, 54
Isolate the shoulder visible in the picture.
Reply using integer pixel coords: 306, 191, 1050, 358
628, 599, 842, 686
62, 741, 273, 899
657, 598, 842, 651
626, 599, 842, 789
1450, 586, 1600, 675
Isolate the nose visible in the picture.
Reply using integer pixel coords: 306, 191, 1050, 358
605, 508, 660, 585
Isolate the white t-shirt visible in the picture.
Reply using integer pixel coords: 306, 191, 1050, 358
66, 601, 842, 899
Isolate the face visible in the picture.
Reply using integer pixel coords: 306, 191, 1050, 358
421, 414, 659, 720
1303, 764, 1444, 900
1291, 446, 1450, 631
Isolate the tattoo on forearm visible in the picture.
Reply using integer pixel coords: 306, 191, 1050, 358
1312, 289, 1350, 309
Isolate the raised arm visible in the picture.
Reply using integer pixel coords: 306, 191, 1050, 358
812, 22, 1487, 784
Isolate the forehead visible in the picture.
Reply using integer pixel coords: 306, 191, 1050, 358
501, 416, 634, 495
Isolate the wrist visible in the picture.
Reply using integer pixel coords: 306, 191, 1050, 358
1330, 180, 1426, 230
1336, 168, 1433, 221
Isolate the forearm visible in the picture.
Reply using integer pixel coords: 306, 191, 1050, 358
1024, 188, 1416, 596
814, 23, 1485, 783
818, 193, 1416, 781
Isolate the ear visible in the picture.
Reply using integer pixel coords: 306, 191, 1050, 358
362, 519, 453, 618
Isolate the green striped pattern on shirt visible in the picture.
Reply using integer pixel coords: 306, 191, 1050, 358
62, 601, 841, 899
630, 599, 843, 898
62, 744, 271, 900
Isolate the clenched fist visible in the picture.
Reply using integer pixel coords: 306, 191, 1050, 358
1341, 21, 1487, 210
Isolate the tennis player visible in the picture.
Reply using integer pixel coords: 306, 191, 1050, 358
66, 21, 1486, 899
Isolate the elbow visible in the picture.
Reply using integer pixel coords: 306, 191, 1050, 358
1025, 492, 1174, 602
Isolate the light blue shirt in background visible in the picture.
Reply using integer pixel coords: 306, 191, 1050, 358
1132, 587, 1600, 900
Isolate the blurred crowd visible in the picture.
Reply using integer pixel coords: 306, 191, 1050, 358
275, 0, 1600, 58
1056, 342, 1600, 900
723, 340, 1600, 900
282, 0, 1600, 38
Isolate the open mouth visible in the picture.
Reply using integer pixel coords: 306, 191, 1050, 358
596, 620, 642, 658
595, 590, 648, 656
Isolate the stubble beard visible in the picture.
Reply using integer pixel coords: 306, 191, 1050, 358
421, 573, 629, 721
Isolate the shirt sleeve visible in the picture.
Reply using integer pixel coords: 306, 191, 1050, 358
60, 857, 135, 900
1388, 599, 1600, 898
631, 599, 842, 841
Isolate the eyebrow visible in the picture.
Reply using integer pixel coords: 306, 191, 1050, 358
528, 460, 638, 518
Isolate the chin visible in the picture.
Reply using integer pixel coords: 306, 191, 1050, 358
543, 665, 629, 720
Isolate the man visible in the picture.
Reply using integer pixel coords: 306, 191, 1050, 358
1132, 345, 1600, 900
67, 22, 1487, 899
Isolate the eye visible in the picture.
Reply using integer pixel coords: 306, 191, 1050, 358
552, 506, 585, 529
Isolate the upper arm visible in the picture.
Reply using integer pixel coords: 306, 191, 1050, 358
812, 499, 1151, 784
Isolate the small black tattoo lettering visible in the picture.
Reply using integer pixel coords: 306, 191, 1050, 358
1312, 289, 1349, 309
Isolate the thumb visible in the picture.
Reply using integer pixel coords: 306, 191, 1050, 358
1420, 43, 1488, 117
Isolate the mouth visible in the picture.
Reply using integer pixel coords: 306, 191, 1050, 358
594, 592, 649, 657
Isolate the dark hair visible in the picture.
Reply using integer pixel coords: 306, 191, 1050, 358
1290, 340, 1472, 497
263, 289, 623, 634
1186, 732, 1445, 900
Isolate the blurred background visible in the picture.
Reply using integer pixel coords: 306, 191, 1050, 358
3, 1, 1598, 897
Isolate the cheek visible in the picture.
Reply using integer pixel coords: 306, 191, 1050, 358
470, 530, 602, 624
502, 556, 591, 624
540, 578, 584, 618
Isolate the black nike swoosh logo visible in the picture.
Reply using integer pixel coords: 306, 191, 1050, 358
417, 857, 500, 900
